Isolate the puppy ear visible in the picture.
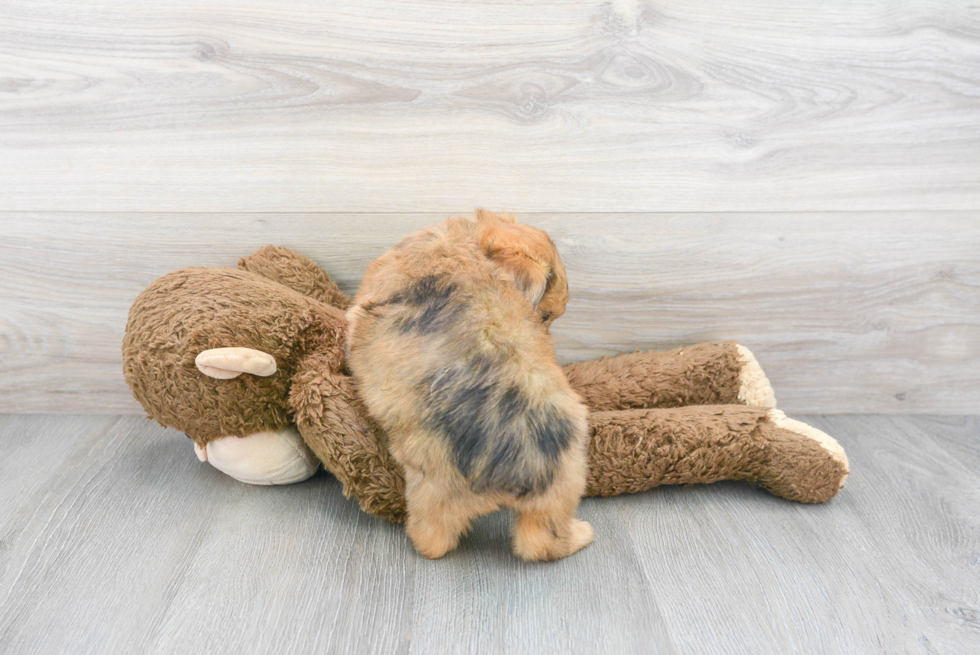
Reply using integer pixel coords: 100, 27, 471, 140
535, 248, 569, 327
500, 248, 550, 307
476, 207, 516, 225
477, 211, 556, 310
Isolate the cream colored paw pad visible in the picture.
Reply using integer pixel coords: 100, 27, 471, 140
736, 345, 777, 408
768, 409, 850, 486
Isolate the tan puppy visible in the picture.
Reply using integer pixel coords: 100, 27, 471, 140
346, 210, 593, 561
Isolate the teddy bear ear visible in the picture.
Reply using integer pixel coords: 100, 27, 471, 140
195, 347, 277, 379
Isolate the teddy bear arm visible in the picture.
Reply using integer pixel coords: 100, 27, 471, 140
238, 245, 351, 309
289, 360, 407, 522
563, 341, 775, 412
584, 405, 848, 503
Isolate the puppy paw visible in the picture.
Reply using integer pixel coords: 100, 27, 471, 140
513, 516, 594, 562
406, 525, 460, 560
405, 511, 459, 559
567, 518, 595, 553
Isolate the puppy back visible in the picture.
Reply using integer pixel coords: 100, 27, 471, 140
420, 349, 587, 496
347, 217, 586, 497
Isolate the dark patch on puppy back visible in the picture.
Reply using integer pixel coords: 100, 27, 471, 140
383, 274, 468, 335
528, 404, 575, 461
498, 386, 530, 425
421, 359, 575, 497
424, 353, 497, 478
389, 275, 452, 306
498, 385, 572, 461
478, 438, 536, 497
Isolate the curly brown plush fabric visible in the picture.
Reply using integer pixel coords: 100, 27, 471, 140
123, 266, 347, 442
585, 406, 848, 504
123, 245, 849, 523
238, 245, 351, 309
289, 352, 408, 522
564, 342, 744, 410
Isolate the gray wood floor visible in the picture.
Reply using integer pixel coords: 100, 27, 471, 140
0, 414, 977, 654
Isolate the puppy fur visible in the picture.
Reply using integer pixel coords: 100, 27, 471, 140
345, 210, 593, 561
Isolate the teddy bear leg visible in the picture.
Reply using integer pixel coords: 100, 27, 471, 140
754, 409, 850, 503
194, 425, 320, 485
563, 340, 776, 411
584, 405, 848, 503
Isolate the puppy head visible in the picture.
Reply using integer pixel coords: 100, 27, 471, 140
475, 209, 569, 328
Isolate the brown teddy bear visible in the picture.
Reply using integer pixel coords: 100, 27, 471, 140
122, 245, 849, 523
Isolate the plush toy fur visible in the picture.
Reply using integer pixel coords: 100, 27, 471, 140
123, 244, 849, 523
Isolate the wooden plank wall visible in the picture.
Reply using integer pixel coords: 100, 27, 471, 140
1, 1, 978, 414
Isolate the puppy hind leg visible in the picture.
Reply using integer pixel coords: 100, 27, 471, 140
403, 468, 482, 559
512, 493, 594, 562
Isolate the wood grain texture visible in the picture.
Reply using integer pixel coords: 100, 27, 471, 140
0, 0, 978, 212
0, 414, 977, 654
2, 212, 977, 414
